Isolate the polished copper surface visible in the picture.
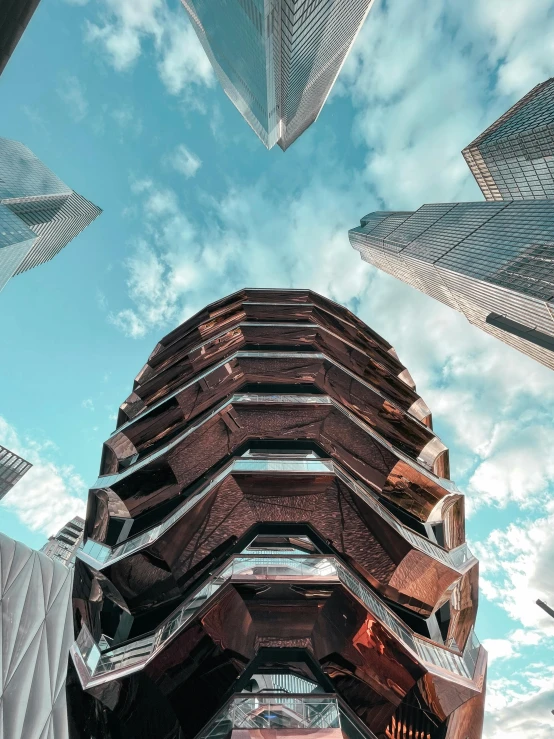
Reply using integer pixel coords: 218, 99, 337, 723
231, 731, 344, 739
91, 397, 451, 531
106, 352, 440, 474
69, 289, 485, 739
90, 475, 464, 619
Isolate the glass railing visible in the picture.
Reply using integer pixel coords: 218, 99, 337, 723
448, 543, 474, 569
153, 556, 340, 650
332, 559, 416, 652
72, 555, 482, 689
80, 457, 474, 574
244, 673, 319, 695
332, 465, 475, 570
196, 694, 378, 739
73, 622, 101, 675
96, 391, 455, 495
80, 458, 334, 567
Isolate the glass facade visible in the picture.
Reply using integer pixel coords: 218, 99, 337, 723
180, 0, 375, 150
0, 0, 41, 75
0, 138, 102, 292
463, 77, 554, 200
0, 444, 31, 500
349, 202, 554, 369
196, 694, 373, 739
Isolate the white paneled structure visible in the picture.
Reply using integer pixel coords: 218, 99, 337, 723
0, 532, 73, 739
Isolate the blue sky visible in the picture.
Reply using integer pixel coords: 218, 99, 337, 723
1, 0, 554, 735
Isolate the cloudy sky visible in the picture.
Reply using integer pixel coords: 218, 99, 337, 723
1, 0, 554, 735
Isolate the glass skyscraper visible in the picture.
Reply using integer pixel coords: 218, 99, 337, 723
0, 444, 32, 500
0, 138, 101, 292
180, 0, 375, 150
349, 202, 554, 369
67, 289, 486, 739
0, 0, 41, 75
463, 77, 554, 200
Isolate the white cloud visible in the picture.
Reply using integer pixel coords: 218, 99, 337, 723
484, 679, 554, 739
482, 638, 515, 664
85, 0, 213, 98
337, 0, 554, 208
168, 143, 202, 179
475, 506, 554, 634
510, 629, 543, 647
57, 75, 88, 122
109, 307, 147, 339
107, 163, 372, 340
144, 187, 179, 217
156, 15, 213, 96
81, 398, 95, 411
111, 102, 143, 137
0, 417, 86, 536
468, 426, 554, 509
86, 20, 140, 71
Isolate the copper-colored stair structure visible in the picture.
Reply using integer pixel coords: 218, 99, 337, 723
68, 289, 486, 739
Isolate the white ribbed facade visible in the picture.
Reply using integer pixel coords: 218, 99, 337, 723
181, 0, 375, 150
0, 532, 73, 739
349, 203, 554, 370
0, 138, 101, 292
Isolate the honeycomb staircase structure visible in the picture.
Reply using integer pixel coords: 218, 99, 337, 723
68, 289, 486, 739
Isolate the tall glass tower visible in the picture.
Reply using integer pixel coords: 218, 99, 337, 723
67, 289, 486, 739
463, 77, 554, 201
349, 202, 554, 369
180, 0, 375, 150
0, 0, 41, 75
0, 138, 101, 292
0, 444, 31, 500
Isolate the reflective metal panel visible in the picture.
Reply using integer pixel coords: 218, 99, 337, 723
71, 289, 485, 739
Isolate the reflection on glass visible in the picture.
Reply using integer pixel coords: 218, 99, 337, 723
73, 555, 481, 687
196, 694, 377, 739
81, 457, 472, 574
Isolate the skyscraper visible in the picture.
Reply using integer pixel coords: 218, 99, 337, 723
349, 202, 554, 369
0, 138, 101, 292
0, 0, 41, 75
41, 516, 85, 568
463, 77, 554, 201
68, 289, 486, 738
0, 531, 74, 739
180, 0, 374, 150
0, 444, 32, 500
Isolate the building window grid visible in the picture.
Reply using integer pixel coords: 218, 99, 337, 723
350, 200, 554, 362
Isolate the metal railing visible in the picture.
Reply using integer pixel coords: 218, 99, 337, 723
72, 554, 481, 689
95, 391, 455, 493
79, 457, 475, 575
195, 694, 377, 739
